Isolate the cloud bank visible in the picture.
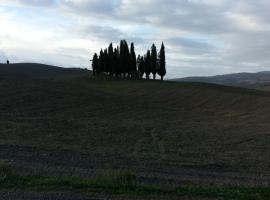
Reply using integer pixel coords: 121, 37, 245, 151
1, 0, 270, 78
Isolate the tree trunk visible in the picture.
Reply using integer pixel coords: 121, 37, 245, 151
161, 76, 164, 81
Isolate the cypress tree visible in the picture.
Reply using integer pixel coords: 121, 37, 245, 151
108, 43, 114, 75
137, 55, 144, 79
119, 40, 130, 77
114, 47, 120, 77
91, 53, 98, 76
120, 40, 125, 76
158, 42, 166, 81
145, 50, 151, 79
124, 40, 130, 77
103, 49, 109, 73
130, 42, 137, 78
151, 44, 157, 80
97, 49, 104, 74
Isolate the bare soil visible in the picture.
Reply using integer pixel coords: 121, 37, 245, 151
1, 63, 270, 185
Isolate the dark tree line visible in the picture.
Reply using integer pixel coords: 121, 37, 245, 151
91, 40, 166, 80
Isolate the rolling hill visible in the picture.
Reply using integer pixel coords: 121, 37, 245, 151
0, 63, 88, 79
1, 63, 270, 186
172, 71, 270, 89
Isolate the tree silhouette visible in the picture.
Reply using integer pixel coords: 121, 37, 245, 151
145, 50, 151, 79
158, 42, 166, 81
151, 44, 157, 80
97, 49, 104, 75
92, 53, 98, 76
120, 40, 129, 77
104, 49, 109, 74
130, 43, 137, 78
108, 43, 114, 75
91, 40, 166, 80
114, 47, 120, 77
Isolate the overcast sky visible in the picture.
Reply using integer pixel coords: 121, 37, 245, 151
1, 0, 270, 78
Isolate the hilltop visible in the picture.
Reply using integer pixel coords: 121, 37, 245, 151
0, 63, 88, 79
1, 63, 270, 187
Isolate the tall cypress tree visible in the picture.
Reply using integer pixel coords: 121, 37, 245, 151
103, 49, 109, 73
151, 43, 157, 80
124, 40, 130, 77
114, 46, 120, 77
97, 49, 104, 75
120, 40, 126, 76
108, 43, 114, 75
130, 42, 137, 77
158, 42, 166, 81
137, 55, 144, 79
91, 53, 98, 76
145, 50, 151, 79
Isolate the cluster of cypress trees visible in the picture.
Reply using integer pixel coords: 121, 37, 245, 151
91, 40, 166, 80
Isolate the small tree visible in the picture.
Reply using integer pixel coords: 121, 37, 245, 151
158, 42, 166, 81
91, 53, 98, 76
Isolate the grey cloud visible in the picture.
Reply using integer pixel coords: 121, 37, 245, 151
112, 0, 236, 34
3, 0, 270, 77
222, 32, 270, 66
79, 24, 145, 45
167, 37, 217, 55
2, 0, 56, 7
59, 0, 120, 16
79, 25, 122, 41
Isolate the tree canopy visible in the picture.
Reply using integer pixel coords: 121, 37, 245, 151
91, 40, 166, 80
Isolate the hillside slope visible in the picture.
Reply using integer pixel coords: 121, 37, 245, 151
1, 63, 270, 184
0, 63, 88, 79
172, 71, 270, 89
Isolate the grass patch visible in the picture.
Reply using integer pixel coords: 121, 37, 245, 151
0, 163, 269, 200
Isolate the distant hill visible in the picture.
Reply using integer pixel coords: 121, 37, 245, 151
0, 63, 89, 80
171, 71, 270, 89
1, 63, 270, 185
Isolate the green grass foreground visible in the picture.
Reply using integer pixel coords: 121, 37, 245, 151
0, 163, 269, 200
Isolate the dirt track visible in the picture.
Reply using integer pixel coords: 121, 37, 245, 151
0, 192, 93, 200
0, 192, 218, 200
